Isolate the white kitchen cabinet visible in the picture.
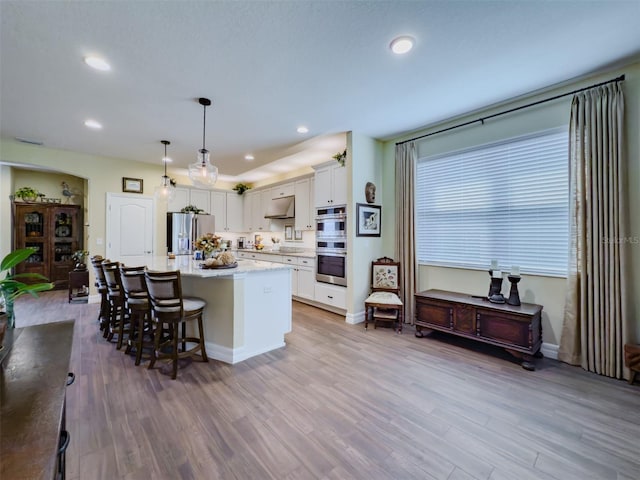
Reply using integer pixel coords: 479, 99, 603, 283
239, 252, 315, 301
294, 177, 315, 231
314, 282, 347, 309
211, 191, 244, 232
167, 187, 190, 212
210, 191, 226, 231
296, 257, 315, 300
226, 192, 244, 232
190, 188, 211, 213
252, 190, 272, 232
271, 182, 294, 198
167, 186, 210, 213
243, 191, 255, 232
314, 162, 347, 207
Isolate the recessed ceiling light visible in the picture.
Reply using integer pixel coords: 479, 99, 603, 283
84, 119, 103, 130
84, 56, 111, 71
297, 126, 309, 134
390, 36, 414, 55
244, 154, 255, 161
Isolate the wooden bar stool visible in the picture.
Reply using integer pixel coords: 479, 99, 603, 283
101, 261, 130, 349
90, 255, 109, 334
119, 265, 153, 366
144, 270, 208, 379
624, 344, 640, 385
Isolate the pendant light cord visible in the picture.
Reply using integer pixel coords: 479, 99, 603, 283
201, 101, 207, 159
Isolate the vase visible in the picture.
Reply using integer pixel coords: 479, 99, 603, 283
2, 297, 15, 329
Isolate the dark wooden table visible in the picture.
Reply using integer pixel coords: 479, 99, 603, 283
1, 320, 75, 479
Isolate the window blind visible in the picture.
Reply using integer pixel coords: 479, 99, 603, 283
416, 128, 568, 276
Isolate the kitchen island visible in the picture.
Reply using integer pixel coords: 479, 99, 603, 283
145, 256, 292, 364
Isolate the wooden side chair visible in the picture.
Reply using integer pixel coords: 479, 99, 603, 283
144, 270, 208, 379
364, 257, 403, 333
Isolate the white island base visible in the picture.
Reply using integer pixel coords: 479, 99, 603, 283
146, 257, 292, 364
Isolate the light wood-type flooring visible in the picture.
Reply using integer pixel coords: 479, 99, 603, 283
14, 291, 640, 480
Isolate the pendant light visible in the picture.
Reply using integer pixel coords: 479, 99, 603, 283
154, 140, 175, 203
188, 97, 218, 188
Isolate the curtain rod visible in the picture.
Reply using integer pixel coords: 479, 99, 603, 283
396, 74, 625, 146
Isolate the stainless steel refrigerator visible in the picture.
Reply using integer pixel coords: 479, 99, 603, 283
166, 213, 215, 255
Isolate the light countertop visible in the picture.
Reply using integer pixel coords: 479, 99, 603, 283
234, 248, 316, 258
147, 256, 292, 278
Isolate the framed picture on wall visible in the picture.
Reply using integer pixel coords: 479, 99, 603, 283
356, 203, 381, 237
122, 177, 143, 194
294, 229, 303, 241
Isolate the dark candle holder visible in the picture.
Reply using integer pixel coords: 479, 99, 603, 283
506, 275, 521, 306
488, 270, 505, 304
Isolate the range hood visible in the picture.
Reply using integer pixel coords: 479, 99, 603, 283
264, 195, 295, 219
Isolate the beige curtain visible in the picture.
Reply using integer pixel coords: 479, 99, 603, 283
395, 142, 417, 325
558, 82, 628, 379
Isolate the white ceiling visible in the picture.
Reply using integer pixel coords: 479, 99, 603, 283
1, 1, 639, 183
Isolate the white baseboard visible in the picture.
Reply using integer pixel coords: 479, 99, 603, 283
346, 311, 365, 325
541, 342, 559, 360
205, 340, 286, 364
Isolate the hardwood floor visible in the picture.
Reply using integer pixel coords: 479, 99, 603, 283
14, 291, 640, 480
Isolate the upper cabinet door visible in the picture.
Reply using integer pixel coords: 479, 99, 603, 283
189, 189, 211, 214
331, 164, 347, 206
226, 192, 244, 232
314, 165, 332, 206
314, 163, 347, 207
210, 191, 226, 230
294, 178, 313, 230
167, 187, 189, 212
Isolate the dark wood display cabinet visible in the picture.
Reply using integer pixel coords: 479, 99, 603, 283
12, 202, 83, 290
415, 289, 543, 370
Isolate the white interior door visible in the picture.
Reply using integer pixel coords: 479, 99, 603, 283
106, 193, 154, 265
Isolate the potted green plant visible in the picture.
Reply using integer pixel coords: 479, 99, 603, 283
181, 205, 204, 214
332, 149, 347, 167
233, 183, 251, 195
0, 248, 54, 333
14, 186, 40, 202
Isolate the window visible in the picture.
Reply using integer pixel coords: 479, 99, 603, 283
415, 128, 568, 276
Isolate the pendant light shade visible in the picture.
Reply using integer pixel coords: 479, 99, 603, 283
155, 140, 175, 203
188, 97, 218, 188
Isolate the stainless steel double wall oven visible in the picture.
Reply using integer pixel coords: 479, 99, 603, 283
315, 205, 347, 286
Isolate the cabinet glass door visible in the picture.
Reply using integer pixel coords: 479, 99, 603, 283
54, 212, 73, 238
24, 211, 44, 237
25, 241, 45, 264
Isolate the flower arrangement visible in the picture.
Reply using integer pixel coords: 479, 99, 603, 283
194, 233, 222, 255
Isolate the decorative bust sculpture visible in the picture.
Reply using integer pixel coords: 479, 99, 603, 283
365, 182, 376, 203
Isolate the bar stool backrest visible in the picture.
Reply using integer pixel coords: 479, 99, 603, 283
144, 270, 184, 321
90, 256, 107, 289
102, 261, 122, 295
119, 265, 147, 301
